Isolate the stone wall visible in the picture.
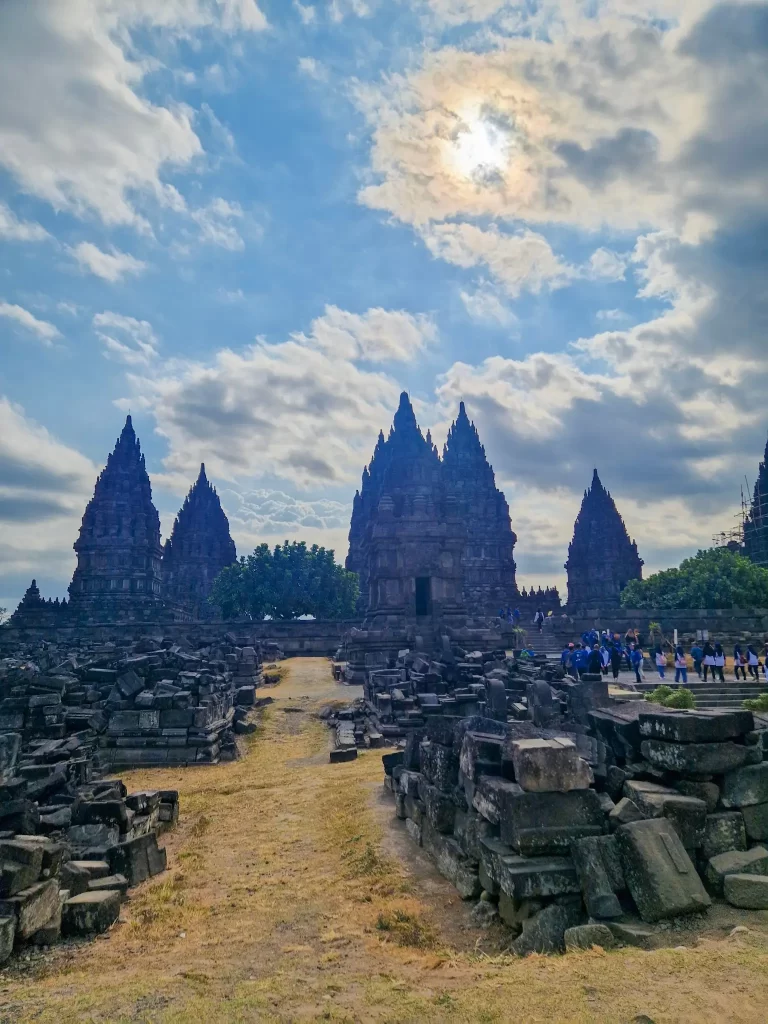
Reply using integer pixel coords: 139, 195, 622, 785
556, 608, 768, 646
1, 619, 358, 657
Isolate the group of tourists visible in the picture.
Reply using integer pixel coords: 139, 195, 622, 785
556, 628, 768, 689
499, 606, 548, 632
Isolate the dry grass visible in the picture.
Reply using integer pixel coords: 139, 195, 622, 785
2, 657, 768, 1024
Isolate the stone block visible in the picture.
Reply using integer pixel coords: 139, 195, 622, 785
641, 739, 749, 776
661, 797, 707, 851
62, 890, 120, 935
499, 787, 605, 856
75, 799, 133, 833
741, 801, 768, 842
0, 841, 43, 897
700, 813, 747, 860
0, 879, 60, 940
608, 797, 644, 830
0, 916, 13, 966
571, 836, 623, 919
421, 782, 456, 835
615, 819, 711, 922
638, 709, 753, 744
60, 861, 91, 897
88, 873, 130, 896
606, 920, 656, 949
510, 737, 592, 793
673, 780, 720, 813
108, 833, 166, 886
723, 873, 768, 909
564, 922, 616, 950
472, 776, 521, 826
107, 711, 141, 735
498, 891, 540, 930
117, 670, 144, 699
459, 732, 504, 783
511, 898, 583, 956
422, 822, 481, 899
329, 747, 357, 763
704, 846, 768, 896
623, 780, 679, 817
405, 818, 422, 846
720, 763, 768, 808
420, 741, 458, 790
497, 854, 580, 901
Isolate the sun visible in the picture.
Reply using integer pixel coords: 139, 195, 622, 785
451, 113, 510, 180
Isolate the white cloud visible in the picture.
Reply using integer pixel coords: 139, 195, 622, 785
93, 311, 159, 366
588, 247, 628, 282
596, 308, 630, 322
329, 0, 371, 21
460, 286, 516, 326
295, 2, 317, 24
0, 202, 49, 242
191, 197, 245, 250
422, 222, 572, 297
118, 305, 435, 490
423, 0, 508, 26
0, 1, 266, 231
71, 242, 147, 282
0, 302, 60, 344
298, 56, 328, 81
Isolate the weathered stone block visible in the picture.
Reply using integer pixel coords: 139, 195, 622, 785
704, 846, 768, 896
108, 833, 166, 886
700, 813, 747, 860
571, 836, 623, 919
88, 873, 130, 896
422, 822, 481, 899
511, 898, 583, 956
723, 873, 768, 909
638, 709, 753, 744
615, 819, 711, 922
499, 787, 605, 855
673, 780, 720, 813
404, 817, 422, 846
564, 922, 616, 950
497, 854, 580, 901
741, 801, 768, 841
606, 920, 656, 949
661, 797, 707, 851
0, 841, 43, 897
720, 763, 768, 808
0, 879, 60, 940
0, 916, 13, 965
510, 737, 592, 793
641, 739, 749, 776
472, 776, 521, 826
608, 797, 644, 830
420, 741, 458, 790
421, 782, 456, 835
62, 890, 120, 935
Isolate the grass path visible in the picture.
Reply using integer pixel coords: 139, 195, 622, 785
3, 657, 768, 1023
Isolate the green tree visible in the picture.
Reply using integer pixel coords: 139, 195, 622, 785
208, 541, 359, 621
621, 547, 768, 610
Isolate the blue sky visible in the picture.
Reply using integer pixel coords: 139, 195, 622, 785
1, 0, 767, 613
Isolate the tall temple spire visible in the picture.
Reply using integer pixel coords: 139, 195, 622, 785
443, 399, 518, 613
162, 463, 237, 619
744, 431, 768, 566
68, 416, 164, 621
565, 467, 643, 608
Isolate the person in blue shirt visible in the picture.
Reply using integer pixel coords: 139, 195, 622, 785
571, 643, 589, 680
561, 643, 575, 669
513, 607, 521, 625
630, 644, 644, 686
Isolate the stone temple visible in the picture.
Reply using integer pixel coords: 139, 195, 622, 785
744, 434, 768, 567
68, 415, 165, 622
565, 468, 643, 608
162, 463, 237, 619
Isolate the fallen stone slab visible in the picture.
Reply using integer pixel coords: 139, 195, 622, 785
720, 763, 768, 809
723, 873, 768, 910
640, 739, 749, 776
62, 890, 120, 935
0, 841, 43, 897
88, 873, 130, 897
606, 920, 656, 949
497, 854, 581, 901
673, 780, 720, 813
704, 846, 768, 896
108, 833, 166, 887
329, 747, 357, 764
615, 818, 711, 923
571, 835, 623, 919
499, 787, 605, 856
510, 737, 591, 793
565, 922, 616, 950
511, 898, 583, 956
0, 879, 60, 940
608, 797, 644, 831
472, 775, 521, 826
422, 822, 481, 899
741, 802, 768, 842
638, 709, 754, 744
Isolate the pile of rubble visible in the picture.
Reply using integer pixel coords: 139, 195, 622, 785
321, 699, 385, 763
0, 635, 264, 771
383, 661, 768, 952
0, 773, 177, 965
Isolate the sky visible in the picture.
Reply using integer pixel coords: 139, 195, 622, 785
1, 0, 767, 614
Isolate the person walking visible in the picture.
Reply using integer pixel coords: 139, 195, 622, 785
630, 644, 644, 686
600, 642, 611, 676
654, 645, 667, 680
734, 644, 747, 681
691, 641, 704, 679
674, 645, 688, 685
702, 641, 716, 682
534, 608, 544, 633
747, 645, 760, 681
587, 644, 603, 675
513, 607, 521, 626
610, 643, 623, 682
713, 643, 726, 683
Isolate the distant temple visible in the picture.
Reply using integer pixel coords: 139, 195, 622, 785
565, 469, 643, 608
744, 435, 768, 567
347, 394, 559, 623
11, 416, 236, 627
162, 464, 237, 619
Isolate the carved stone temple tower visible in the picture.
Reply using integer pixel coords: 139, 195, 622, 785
162, 464, 237, 619
744, 434, 768, 567
354, 392, 467, 628
442, 401, 518, 615
565, 468, 643, 608
68, 415, 164, 621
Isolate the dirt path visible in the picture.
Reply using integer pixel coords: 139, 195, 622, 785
3, 658, 768, 1024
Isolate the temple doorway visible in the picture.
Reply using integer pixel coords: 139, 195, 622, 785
415, 576, 432, 616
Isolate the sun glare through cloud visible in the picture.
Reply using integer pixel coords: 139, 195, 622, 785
450, 111, 511, 180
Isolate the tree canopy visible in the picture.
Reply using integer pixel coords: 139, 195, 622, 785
209, 541, 359, 621
620, 547, 768, 610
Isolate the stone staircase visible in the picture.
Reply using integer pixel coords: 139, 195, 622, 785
635, 677, 766, 710
523, 624, 563, 660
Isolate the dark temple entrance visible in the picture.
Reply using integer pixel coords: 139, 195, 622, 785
415, 576, 432, 616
